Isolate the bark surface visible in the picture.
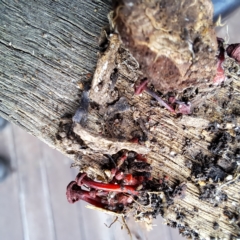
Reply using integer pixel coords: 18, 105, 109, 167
0, 0, 111, 146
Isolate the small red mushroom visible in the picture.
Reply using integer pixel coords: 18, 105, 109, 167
129, 137, 139, 144
123, 174, 146, 185
116, 153, 127, 169
168, 97, 191, 115
75, 172, 139, 195
226, 43, 240, 63
66, 181, 105, 208
135, 79, 149, 94
175, 100, 191, 115
66, 153, 154, 211
114, 171, 125, 180
116, 193, 133, 205
123, 174, 139, 185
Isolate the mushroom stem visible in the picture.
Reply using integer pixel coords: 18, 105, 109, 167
123, 174, 142, 185
135, 79, 175, 113
136, 154, 148, 162
144, 87, 175, 113
66, 181, 105, 208
76, 173, 139, 195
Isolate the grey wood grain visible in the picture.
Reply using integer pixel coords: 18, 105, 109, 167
0, 0, 112, 147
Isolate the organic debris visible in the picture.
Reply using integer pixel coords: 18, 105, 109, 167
167, 220, 200, 239
187, 116, 240, 207
134, 79, 191, 114
199, 184, 228, 206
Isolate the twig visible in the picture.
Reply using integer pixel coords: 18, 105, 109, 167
104, 216, 118, 228
122, 216, 133, 240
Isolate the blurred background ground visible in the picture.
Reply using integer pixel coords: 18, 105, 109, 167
0, 5, 239, 240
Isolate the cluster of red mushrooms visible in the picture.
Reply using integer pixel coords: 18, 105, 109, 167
66, 152, 151, 212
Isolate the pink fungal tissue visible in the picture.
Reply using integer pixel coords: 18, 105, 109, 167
66, 151, 152, 212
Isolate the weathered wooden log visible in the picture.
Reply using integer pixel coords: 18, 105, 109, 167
1, 0, 240, 239
0, 0, 111, 146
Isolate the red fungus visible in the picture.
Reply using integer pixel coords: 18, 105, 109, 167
116, 194, 133, 205
75, 173, 139, 195
175, 100, 191, 115
116, 153, 127, 169
145, 88, 176, 113
135, 79, 175, 113
135, 80, 191, 114
136, 154, 148, 162
66, 152, 154, 211
213, 58, 225, 84
129, 137, 139, 144
213, 38, 225, 85
168, 97, 191, 115
226, 43, 240, 63
66, 181, 105, 208
123, 174, 145, 185
135, 79, 149, 94
114, 171, 124, 180
89, 190, 109, 198
123, 174, 139, 185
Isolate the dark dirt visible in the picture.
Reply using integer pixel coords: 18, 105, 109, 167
199, 184, 228, 206
167, 220, 200, 240
213, 222, 219, 230
188, 119, 240, 207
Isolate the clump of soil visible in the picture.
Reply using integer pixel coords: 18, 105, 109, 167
199, 184, 228, 206
113, 0, 217, 94
189, 151, 226, 182
188, 115, 240, 206
223, 207, 240, 233
167, 220, 200, 239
